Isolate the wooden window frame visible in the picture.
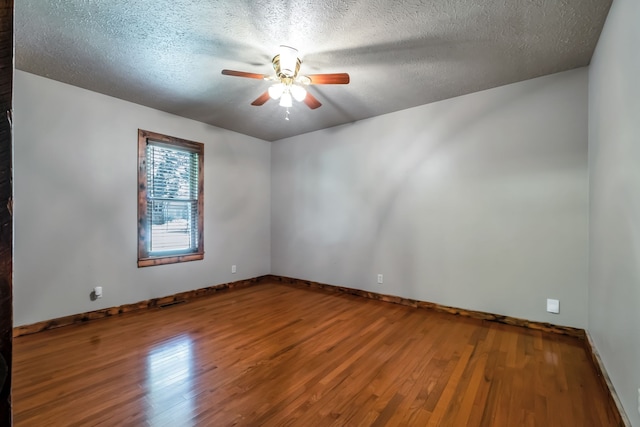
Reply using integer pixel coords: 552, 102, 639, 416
137, 129, 204, 267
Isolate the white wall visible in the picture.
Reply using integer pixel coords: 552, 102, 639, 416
13, 71, 271, 326
15, 67, 590, 331
589, 0, 640, 423
272, 68, 589, 328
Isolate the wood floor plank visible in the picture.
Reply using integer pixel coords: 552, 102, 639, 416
13, 281, 618, 426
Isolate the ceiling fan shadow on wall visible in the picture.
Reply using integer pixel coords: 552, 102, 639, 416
221, 45, 349, 116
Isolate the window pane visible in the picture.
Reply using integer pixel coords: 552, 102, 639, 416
147, 145, 198, 200
148, 200, 198, 253
146, 143, 199, 254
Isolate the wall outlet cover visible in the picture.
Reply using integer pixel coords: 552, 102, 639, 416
546, 298, 559, 314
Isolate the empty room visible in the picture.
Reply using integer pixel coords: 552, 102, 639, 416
1, 0, 638, 425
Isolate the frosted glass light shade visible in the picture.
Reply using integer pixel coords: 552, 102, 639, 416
268, 83, 284, 100
290, 84, 307, 102
279, 91, 293, 108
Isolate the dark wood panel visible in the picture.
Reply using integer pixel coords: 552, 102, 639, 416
0, 0, 12, 425
13, 281, 621, 426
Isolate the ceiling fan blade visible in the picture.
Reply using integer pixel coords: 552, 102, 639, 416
251, 91, 271, 106
222, 69, 267, 80
303, 92, 322, 109
306, 73, 350, 85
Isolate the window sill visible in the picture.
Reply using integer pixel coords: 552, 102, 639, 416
138, 253, 204, 268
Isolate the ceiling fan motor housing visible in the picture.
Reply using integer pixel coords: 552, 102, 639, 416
272, 50, 301, 79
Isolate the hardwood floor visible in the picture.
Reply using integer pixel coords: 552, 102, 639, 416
13, 281, 618, 426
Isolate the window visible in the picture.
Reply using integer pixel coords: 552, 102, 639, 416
138, 129, 204, 267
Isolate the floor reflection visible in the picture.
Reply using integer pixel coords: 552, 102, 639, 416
146, 335, 195, 426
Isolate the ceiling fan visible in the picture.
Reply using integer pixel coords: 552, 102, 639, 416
221, 45, 350, 111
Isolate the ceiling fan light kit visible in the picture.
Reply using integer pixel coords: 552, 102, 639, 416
279, 91, 293, 108
221, 44, 350, 114
268, 83, 284, 100
290, 85, 307, 102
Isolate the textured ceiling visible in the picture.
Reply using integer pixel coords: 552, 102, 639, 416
15, 0, 612, 141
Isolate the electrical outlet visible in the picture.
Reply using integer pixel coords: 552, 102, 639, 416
232, 265, 237, 274
377, 274, 383, 284
546, 298, 559, 314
